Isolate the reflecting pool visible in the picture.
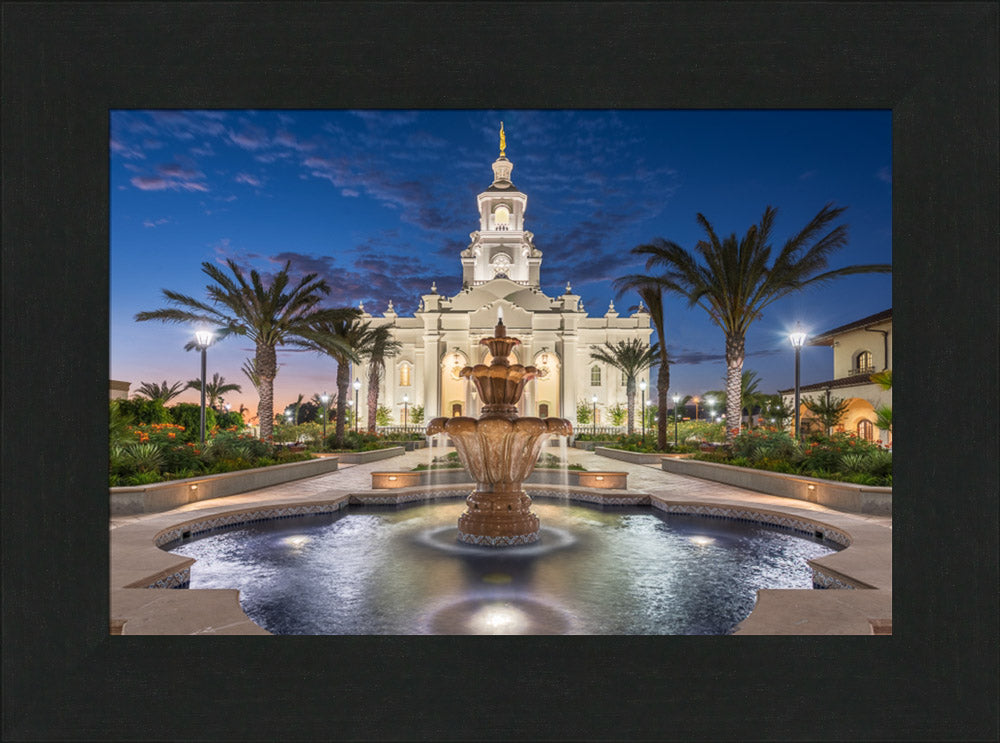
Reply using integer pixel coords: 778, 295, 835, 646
168, 500, 841, 635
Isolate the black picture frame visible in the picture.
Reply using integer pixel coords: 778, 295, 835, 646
3, 2, 997, 740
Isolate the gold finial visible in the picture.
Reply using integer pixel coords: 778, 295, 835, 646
499, 121, 506, 156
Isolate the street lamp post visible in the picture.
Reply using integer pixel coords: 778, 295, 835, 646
789, 324, 808, 441
403, 394, 409, 431
592, 395, 598, 437
320, 392, 330, 441
194, 330, 213, 447
672, 394, 680, 447
353, 378, 361, 433
639, 380, 646, 445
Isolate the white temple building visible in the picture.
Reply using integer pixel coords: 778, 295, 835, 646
357, 127, 652, 425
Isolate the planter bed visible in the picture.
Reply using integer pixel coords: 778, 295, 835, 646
660, 457, 891, 516
372, 468, 627, 490
593, 446, 668, 465
110, 456, 340, 515
333, 446, 406, 464
572, 440, 618, 451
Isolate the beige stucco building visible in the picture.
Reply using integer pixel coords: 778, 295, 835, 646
356, 131, 652, 424
110, 380, 131, 400
780, 308, 892, 445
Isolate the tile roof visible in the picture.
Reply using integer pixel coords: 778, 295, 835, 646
778, 373, 880, 395
809, 308, 892, 346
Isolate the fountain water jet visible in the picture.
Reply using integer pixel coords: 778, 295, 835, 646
427, 319, 572, 546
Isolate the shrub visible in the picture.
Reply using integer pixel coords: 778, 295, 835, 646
123, 442, 165, 473
168, 403, 217, 440
731, 427, 800, 461
608, 404, 627, 426
117, 397, 171, 425
215, 410, 246, 430
409, 404, 425, 426
375, 405, 393, 426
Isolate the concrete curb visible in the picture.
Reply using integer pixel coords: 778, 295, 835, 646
110, 456, 340, 515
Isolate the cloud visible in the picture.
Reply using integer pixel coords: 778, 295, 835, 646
798, 170, 818, 180
142, 217, 172, 228
341, 188, 359, 197
274, 130, 315, 152
228, 125, 270, 151
130, 175, 208, 192
234, 172, 263, 187
875, 166, 892, 184
110, 137, 147, 160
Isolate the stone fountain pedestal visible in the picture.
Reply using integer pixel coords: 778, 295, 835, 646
427, 319, 572, 547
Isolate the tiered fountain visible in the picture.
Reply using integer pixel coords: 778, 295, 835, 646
427, 318, 573, 546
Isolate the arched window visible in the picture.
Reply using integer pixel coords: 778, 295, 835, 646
591, 366, 601, 386
399, 363, 411, 387
452, 403, 463, 417
857, 419, 874, 441
855, 350, 874, 374
493, 205, 510, 230
538, 403, 549, 418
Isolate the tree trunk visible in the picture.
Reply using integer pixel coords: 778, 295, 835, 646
256, 344, 277, 442
366, 364, 381, 432
625, 377, 636, 436
656, 359, 669, 450
335, 359, 349, 448
724, 335, 745, 443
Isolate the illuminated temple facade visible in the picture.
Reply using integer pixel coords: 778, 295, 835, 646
357, 129, 652, 424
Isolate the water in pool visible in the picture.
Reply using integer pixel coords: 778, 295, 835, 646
167, 499, 841, 635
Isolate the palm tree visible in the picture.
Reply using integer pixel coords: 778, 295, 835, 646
134, 380, 186, 404
802, 394, 850, 435
310, 392, 335, 428
759, 394, 793, 430
589, 339, 658, 435
293, 316, 369, 448
613, 280, 671, 449
631, 203, 890, 442
135, 259, 352, 442
185, 372, 242, 410
870, 369, 892, 435
358, 324, 402, 432
705, 370, 765, 428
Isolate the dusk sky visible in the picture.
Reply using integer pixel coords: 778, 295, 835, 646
110, 109, 891, 418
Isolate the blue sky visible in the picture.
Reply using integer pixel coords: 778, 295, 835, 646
111, 109, 891, 418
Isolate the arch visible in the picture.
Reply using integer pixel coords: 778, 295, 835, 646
853, 350, 874, 374
538, 402, 550, 418
398, 361, 412, 387
857, 419, 875, 442
452, 402, 463, 417
489, 252, 512, 278
591, 365, 602, 386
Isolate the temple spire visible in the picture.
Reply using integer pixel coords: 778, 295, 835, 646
499, 121, 506, 157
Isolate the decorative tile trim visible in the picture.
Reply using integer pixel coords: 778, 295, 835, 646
146, 567, 190, 589
155, 500, 350, 549
457, 531, 540, 546
650, 501, 852, 547
811, 568, 859, 590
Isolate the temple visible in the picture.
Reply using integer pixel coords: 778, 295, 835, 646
357, 127, 652, 423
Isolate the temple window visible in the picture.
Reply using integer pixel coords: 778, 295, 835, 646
399, 363, 411, 386
591, 366, 601, 386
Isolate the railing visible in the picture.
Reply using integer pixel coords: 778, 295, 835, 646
849, 365, 877, 376
378, 425, 426, 435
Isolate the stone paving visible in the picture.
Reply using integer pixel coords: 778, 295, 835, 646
109, 445, 892, 635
